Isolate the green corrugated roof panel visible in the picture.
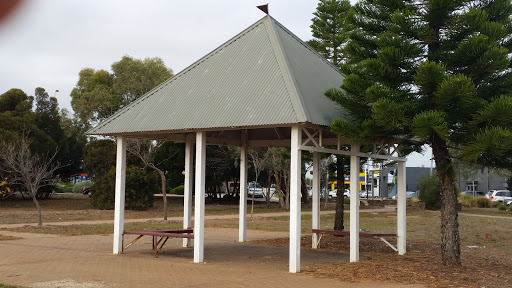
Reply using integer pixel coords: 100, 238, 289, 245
88, 16, 346, 136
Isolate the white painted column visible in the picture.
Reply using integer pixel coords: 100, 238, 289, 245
183, 141, 194, 248
397, 160, 407, 255
194, 132, 206, 263
289, 126, 302, 273
312, 151, 320, 249
349, 144, 360, 262
239, 135, 248, 242
113, 136, 127, 254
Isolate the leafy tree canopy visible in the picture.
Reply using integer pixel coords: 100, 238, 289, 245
0, 88, 33, 117
71, 56, 173, 126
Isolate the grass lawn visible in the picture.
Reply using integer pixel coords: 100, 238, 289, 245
0, 193, 295, 225
460, 206, 512, 217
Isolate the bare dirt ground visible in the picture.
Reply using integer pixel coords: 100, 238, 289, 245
0, 228, 424, 288
1, 196, 510, 288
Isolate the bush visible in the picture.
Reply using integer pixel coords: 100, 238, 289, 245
55, 182, 74, 193
491, 201, 501, 208
474, 197, 491, 208
90, 166, 157, 210
498, 204, 507, 211
417, 173, 441, 210
170, 185, 184, 195
72, 180, 93, 194
344, 197, 350, 204
459, 194, 473, 207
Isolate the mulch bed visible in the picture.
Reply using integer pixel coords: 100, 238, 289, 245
253, 235, 511, 288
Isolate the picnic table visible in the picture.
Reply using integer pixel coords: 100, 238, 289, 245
123, 229, 194, 257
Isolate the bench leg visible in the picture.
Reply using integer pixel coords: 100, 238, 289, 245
316, 234, 323, 249
159, 237, 170, 252
154, 236, 158, 258
379, 237, 397, 252
123, 235, 144, 253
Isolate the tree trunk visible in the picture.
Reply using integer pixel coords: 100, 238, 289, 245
324, 171, 329, 209
432, 135, 461, 266
150, 164, 167, 221
334, 155, 345, 230
275, 170, 285, 209
31, 193, 42, 227
266, 173, 272, 207
301, 175, 309, 204
285, 173, 290, 210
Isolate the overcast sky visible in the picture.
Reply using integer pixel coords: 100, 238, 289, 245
0, 0, 433, 167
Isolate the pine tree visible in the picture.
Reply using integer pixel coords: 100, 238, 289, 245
309, 0, 353, 68
308, 0, 354, 231
328, 0, 512, 265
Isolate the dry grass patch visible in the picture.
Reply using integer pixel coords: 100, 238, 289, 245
0, 234, 21, 241
7, 220, 183, 236
0, 194, 292, 225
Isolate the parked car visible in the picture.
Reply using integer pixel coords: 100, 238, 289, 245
392, 191, 418, 200
247, 182, 264, 198
406, 191, 419, 199
505, 199, 512, 206
328, 189, 350, 198
485, 191, 495, 199
489, 190, 512, 203
360, 191, 378, 198
461, 191, 485, 197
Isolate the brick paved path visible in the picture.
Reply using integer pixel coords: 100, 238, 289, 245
0, 209, 425, 288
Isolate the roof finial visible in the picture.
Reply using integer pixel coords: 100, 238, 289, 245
257, 3, 269, 15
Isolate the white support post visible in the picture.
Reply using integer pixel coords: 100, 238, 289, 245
183, 141, 194, 248
239, 134, 248, 242
113, 136, 127, 254
194, 132, 206, 263
349, 144, 360, 262
289, 126, 302, 273
397, 160, 407, 255
312, 151, 320, 249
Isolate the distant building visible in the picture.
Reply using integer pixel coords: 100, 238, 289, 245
70, 174, 89, 184
378, 166, 508, 197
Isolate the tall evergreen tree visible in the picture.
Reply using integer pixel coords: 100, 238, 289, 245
329, 0, 512, 265
34, 87, 63, 142
308, 0, 353, 67
308, 0, 353, 230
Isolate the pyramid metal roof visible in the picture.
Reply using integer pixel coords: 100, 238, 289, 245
88, 16, 346, 136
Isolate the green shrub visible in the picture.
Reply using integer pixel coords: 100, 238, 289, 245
55, 182, 74, 193
170, 185, 184, 195
417, 173, 441, 210
498, 204, 507, 210
490, 201, 501, 208
90, 166, 157, 210
459, 194, 473, 207
474, 197, 491, 208
72, 180, 93, 194
344, 197, 350, 204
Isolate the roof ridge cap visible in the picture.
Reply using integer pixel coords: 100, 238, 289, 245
263, 16, 308, 122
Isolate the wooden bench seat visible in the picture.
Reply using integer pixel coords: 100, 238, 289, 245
312, 229, 396, 238
123, 229, 194, 257
312, 229, 397, 251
